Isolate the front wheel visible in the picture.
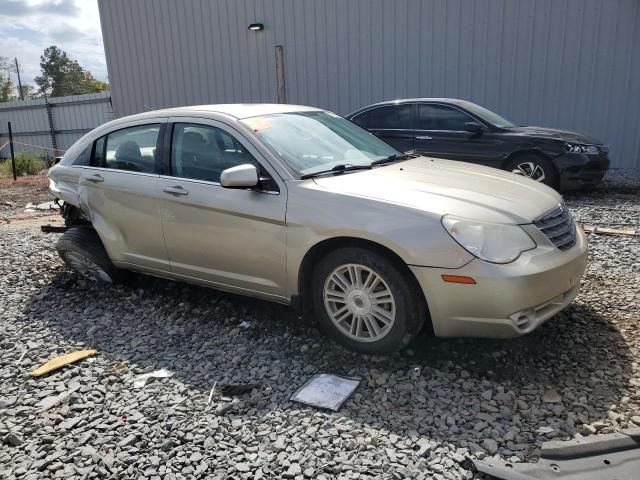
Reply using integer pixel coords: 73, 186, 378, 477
311, 247, 426, 354
506, 154, 559, 190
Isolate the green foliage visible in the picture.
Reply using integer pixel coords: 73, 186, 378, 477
34, 46, 105, 97
0, 153, 47, 178
0, 56, 14, 102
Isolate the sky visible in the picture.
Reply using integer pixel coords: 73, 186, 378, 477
0, 0, 107, 86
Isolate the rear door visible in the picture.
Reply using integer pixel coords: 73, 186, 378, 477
77, 120, 170, 273
414, 104, 502, 166
352, 104, 415, 152
157, 117, 288, 300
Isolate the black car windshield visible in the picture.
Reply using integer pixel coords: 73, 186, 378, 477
241, 111, 401, 176
459, 101, 516, 129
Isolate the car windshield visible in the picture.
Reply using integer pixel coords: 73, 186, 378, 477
241, 111, 401, 176
459, 101, 516, 129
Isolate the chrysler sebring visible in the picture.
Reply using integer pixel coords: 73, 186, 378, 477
48, 104, 587, 354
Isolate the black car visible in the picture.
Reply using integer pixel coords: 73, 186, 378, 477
347, 98, 610, 190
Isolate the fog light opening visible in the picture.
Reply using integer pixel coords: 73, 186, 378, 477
511, 309, 535, 330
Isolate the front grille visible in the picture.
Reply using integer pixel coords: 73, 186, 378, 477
534, 204, 577, 251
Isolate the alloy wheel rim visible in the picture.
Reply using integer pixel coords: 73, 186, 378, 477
512, 161, 546, 182
323, 263, 396, 342
64, 252, 112, 283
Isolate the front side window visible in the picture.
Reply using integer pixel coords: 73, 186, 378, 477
418, 104, 474, 131
242, 111, 400, 176
367, 105, 412, 129
94, 124, 160, 172
171, 123, 259, 183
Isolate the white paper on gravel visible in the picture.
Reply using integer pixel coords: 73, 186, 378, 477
133, 368, 174, 388
290, 373, 361, 411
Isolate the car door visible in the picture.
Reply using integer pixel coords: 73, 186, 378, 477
157, 118, 288, 300
414, 103, 502, 166
352, 104, 415, 152
77, 120, 170, 273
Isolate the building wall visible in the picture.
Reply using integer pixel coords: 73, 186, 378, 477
98, 0, 640, 168
0, 92, 113, 158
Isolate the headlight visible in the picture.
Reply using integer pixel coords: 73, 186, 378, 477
442, 215, 536, 264
565, 142, 599, 155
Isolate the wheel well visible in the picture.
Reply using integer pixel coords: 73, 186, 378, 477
501, 149, 555, 170
296, 236, 432, 332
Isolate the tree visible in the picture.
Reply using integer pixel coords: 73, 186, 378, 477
0, 57, 14, 102
34, 46, 104, 97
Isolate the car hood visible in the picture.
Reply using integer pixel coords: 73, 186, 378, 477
507, 126, 602, 145
312, 158, 562, 224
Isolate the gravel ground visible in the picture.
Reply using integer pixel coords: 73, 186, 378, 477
0, 170, 638, 480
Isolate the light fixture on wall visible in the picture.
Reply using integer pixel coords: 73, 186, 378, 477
248, 23, 264, 31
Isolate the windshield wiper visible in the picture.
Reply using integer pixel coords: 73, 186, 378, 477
300, 164, 371, 179
370, 153, 413, 166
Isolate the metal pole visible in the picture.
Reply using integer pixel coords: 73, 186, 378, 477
14, 58, 24, 101
8, 122, 16, 181
44, 94, 57, 152
275, 45, 286, 104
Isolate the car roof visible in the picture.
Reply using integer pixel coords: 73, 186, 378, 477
347, 98, 473, 117
118, 103, 323, 122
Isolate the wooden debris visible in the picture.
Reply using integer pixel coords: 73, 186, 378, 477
30, 349, 97, 377
581, 225, 638, 236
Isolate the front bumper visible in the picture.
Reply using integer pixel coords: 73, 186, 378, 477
411, 226, 588, 338
555, 152, 610, 190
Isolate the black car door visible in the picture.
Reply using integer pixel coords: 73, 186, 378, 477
352, 104, 415, 152
414, 103, 502, 167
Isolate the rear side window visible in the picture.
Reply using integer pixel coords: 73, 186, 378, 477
351, 111, 371, 128
367, 105, 412, 129
418, 104, 474, 131
73, 143, 93, 166
171, 123, 259, 183
93, 124, 160, 173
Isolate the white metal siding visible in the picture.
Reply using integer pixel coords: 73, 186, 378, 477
99, 0, 640, 168
0, 92, 113, 156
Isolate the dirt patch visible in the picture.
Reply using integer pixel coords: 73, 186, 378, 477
0, 175, 53, 218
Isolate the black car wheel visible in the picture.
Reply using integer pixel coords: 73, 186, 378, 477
56, 227, 126, 283
506, 154, 559, 189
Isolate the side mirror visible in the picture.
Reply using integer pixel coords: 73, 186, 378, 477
220, 164, 259, 188
464, 122, 485, 133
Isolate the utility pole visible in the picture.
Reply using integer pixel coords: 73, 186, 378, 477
14, 58, 24, 100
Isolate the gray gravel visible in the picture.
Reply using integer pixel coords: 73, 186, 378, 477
1, 173, 638, 480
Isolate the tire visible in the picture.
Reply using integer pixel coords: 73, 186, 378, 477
311, 247, 426, 354
56, 227, 125, 284
506, 154, 559, 190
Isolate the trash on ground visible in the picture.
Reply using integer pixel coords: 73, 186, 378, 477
214, 400, 238, 416
36, 201, 57, 210
105, 361, 129, 376
582, 225, 638, 236
218, 383, 260, 396
473, 428, 640, 480
133, 368, 174, 388
535, 426, 555, 434
16, 349, 27, 365
238, 320, 251, 329
290, 373, 361, 411
207, 381, 217, 405
30, 349, 98, 377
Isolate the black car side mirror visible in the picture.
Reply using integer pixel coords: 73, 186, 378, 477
464, 122, 485, 133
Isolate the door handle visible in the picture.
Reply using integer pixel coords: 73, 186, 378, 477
415, 135, 433, 140
163, 185, 189, 196
86, 174, 104, 183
